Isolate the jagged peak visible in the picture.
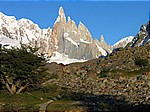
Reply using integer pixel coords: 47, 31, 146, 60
78, 21, 86, 29
59, 6, 65, 16
67, 16, 76, 24
79, 21, 83, 26
54, 6, 66, 25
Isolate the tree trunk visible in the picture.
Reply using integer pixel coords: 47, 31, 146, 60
16, 86, 25, 94
2, 78, 26, 94
5, 83, 15, 94
1, 76, 29, 94
11, 84, 17, 94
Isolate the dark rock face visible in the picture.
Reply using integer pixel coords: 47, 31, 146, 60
126, 21, 150, 48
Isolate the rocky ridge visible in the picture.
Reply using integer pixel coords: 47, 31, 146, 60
126, 21, 150, 47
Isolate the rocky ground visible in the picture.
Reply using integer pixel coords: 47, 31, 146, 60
43, 69, 150, 111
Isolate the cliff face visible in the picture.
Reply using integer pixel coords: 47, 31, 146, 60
0, 7, 111, 61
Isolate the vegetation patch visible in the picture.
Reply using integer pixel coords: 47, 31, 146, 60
0, 84, 63, 111
46, 100, 85, 111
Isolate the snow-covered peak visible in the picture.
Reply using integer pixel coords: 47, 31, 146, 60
18, 18, 40, 29
0, 12, 16, 20
113, 36, 134, 48
0, 11, 53, 50
19, 18, 34, 24
0, 12, 17, 26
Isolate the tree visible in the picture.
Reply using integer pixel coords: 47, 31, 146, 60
0, 46, 46, 94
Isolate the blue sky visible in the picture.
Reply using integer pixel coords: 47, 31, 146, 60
0, 0, 149, 45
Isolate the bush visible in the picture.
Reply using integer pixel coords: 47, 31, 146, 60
100, 73, 108, 78
135, 57, 149, 67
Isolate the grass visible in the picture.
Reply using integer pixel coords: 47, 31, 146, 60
46, 100, 86, 111
0, 90, 41, 111
0, 84, 63, 111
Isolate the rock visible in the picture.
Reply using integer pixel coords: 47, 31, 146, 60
126, 21, 150, 47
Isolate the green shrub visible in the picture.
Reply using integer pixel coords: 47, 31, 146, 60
100, 73, 108, 78
135, 57, 149, 67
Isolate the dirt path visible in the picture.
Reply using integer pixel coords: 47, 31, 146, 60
39, 94, 62, 112
39, 100, 54, 112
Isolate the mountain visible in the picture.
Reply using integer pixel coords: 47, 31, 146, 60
49, 7, 112, 60
112, 36, 134, 49
126, 21, 150, 47
112, 21, 150, 50
0, 12, 54, 56
0, 7, 111, 63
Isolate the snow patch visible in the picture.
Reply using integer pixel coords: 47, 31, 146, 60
73, 30, 77, 35
96, 43, 107, 56
47, 51, 87, 65
0, 36, 20, 48
68, 16, 71, 21
66, 37, 79, 47
80, 38, 91, 44
64, 32, 69, 37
